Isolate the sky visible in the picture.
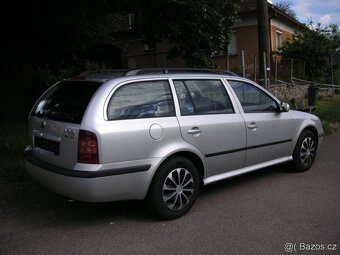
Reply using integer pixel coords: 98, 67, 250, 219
272, 0, 340, 27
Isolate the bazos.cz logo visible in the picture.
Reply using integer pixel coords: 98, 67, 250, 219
284, 242, 337, 253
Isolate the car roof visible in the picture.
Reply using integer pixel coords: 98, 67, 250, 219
66, 68, 239, 83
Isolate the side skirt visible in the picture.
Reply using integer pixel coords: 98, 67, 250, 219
203, 156, 293, 185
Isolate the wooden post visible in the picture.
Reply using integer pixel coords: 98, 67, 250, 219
331, 54, 335, 101
290, 58, 294, 82
257, 0, 269, 88
226, 54, 230, 71
275, 55, 278, 84
303, 60, 306, 80
254, 54, 257, 82
263, 52, 268, 90
241, 50, 245, 77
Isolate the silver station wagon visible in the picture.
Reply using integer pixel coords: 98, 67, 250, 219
24, 69, 324, 219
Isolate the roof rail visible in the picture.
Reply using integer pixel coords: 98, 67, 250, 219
123, 68, 239, 76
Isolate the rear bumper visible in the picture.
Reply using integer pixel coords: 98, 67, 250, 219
24, 148, 156, 202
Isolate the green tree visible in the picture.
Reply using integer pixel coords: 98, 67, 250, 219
6, 0, 133, 80
281, 23, 340, 83
2, 0, 240, 118
131, 0, 240, 68
16, 1, 121, 76
2, 0, 124, 117
274, 0, 297, 19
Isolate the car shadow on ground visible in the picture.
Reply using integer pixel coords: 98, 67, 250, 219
0, 164, 296, 227
0, 179, 154, 226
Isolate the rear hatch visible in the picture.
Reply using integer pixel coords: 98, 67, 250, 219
28, 80, 102, 169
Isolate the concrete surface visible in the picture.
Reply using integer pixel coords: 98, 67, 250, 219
1, 133, 339, 255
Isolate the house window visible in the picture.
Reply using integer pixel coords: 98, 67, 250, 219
128, 13, 134, 29
144, 39, 156, 51
276, 30, 283, 51
228, 32, 237, 55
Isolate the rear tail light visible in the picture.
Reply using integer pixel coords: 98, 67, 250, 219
78, 130, 99, 164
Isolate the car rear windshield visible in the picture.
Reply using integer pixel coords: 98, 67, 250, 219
31, 81, 101, 124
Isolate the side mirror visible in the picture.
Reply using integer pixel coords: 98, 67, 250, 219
281, 102, 290, 112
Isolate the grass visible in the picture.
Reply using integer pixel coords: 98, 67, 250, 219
315, 98, 340, 135
282, 94, 340, 135
0, 119, 29, 183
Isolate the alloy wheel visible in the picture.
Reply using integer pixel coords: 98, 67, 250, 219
300, 137, 316, 167
162, 168, 194, 211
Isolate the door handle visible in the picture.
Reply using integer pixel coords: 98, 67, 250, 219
247, 122, 257, 130
187, 127, 202, 135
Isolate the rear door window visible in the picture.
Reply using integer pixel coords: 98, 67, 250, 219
32, 81, 101, 124
173, 79, 234, 115
107, 80, 175, 120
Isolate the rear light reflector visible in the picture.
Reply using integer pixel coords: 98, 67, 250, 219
78, 130, 99, 164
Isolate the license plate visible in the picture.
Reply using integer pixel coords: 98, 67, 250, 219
34, 136, 60, 155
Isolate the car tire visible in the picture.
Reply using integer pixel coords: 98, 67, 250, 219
291, 130, 318, 172
147, 156, 200, 220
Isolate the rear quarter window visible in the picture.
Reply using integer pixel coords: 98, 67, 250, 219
31, 81, 101, 124
107, 80, 175, 120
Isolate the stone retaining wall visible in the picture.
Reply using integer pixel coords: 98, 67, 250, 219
269, 84, 309, 101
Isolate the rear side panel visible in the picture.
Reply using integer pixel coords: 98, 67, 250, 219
97, 117, 182, 164
89, 78, 184, 164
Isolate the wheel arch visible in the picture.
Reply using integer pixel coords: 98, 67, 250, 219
171, 151, 205, 187
299, 125, 319, 147
290, 125, 319, 172
146, 150, 205, 198
292, 120, 320, 152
